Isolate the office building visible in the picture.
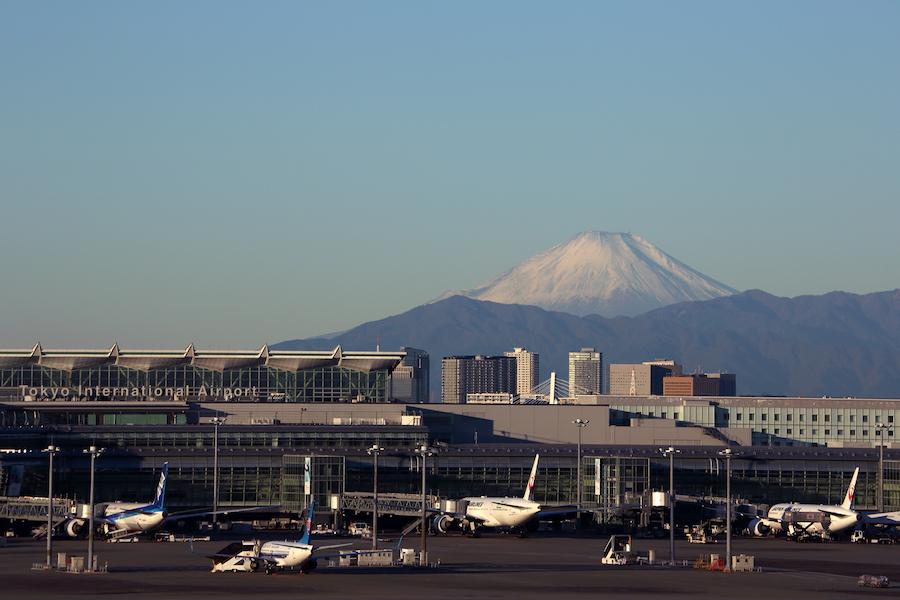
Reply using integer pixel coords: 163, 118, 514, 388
707, 372, 737, 396
609, 363, 673, 396
642, 359, 683, 375
504, 347, 540, 396
441, 355, 517, 404
568, 347, 602, 395
663, 374, 721, 397
390, 347, 431, 403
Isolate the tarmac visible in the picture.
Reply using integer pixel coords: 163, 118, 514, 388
3, 533, 900, 599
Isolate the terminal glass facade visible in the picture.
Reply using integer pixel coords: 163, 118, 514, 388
1, 364, 391, 403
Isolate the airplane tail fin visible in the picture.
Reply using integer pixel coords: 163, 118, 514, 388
841, 467, 859, 510
299, 497, 315, 545
523, 454, 540, 501
152, 462, 168, 509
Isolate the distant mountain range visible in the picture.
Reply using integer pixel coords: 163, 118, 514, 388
274, 289, 900, 400
435, 231, 736, 317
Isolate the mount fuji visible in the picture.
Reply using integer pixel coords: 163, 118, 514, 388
436, 231, 737, 317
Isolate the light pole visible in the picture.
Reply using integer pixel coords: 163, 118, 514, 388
367, 444, 384, 550
211, 416, 226, 530
572, 419, 590, 528
661, 446, 680, 566
415, 444, 434, 566
83, 445, 104, 573
43, 445, 59, 569
719, 448, 734, 571
876, 423, 893, 512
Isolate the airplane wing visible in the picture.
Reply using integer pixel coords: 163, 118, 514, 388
165, 504, 281, 522
536, 505, 578, 519
862, 511, 900, 526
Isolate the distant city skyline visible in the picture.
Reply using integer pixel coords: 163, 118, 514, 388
1, 1, 898, 347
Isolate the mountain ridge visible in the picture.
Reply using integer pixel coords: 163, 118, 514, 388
275, 288, 900, 400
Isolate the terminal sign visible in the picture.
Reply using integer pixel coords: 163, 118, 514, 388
20, 385, 258, 401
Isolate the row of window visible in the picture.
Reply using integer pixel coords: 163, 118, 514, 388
734, 413, 894, 423
761, 428, 896, 437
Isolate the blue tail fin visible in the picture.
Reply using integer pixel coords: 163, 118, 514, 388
299, 497, 315, 545
152, 462, 168, 509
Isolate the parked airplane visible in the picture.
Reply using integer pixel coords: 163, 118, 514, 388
64, 463, 274, 539
433, 454, 574, 536
748, 467, 900, 539
210, 498, 351, 574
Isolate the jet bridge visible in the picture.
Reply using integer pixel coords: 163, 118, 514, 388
0, 496, 73, 523
340, 492, 439, 518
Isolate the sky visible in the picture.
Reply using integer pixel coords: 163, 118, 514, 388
1, 0, 899, 348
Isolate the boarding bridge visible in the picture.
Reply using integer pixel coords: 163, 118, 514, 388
340, 492, 439, 518
0, 496, 74, 523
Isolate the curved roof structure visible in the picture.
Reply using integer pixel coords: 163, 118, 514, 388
0, 344, 405, 374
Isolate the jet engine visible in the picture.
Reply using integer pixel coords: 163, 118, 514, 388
65, 518, 85, 538
747, 518, 770, 537
433, 514, 456, 534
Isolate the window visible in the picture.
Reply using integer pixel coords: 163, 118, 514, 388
762, 428, 768, 434
850, 430, 856, 436
774, 414, 780, 422
812, 429, 817, 435
863, 415, 869, 423
800, 414, 805, 422
876, 429, 882, 436
863, 430, 869, 436
850, 415, 855, 423
890, 416, 894, 423
837, 415, 842, 423
649, 411, 654, 417
761, 414, 767, 421
825, 414, 830, 422
800, 429, 805, 435
787, 414, 793, 422
825, 429, 831, 435
838, 429, 843, 435
736, 414, 742, 421
787, 428, 793, 434
749, 413, 754, 421
673, 412, 679, 420
812, 415, 818, 422
661, 412, 667, 419
890, 430, 895, 437
774, 428, 780, 434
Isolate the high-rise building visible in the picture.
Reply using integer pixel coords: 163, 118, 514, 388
609, 363, 673, 396
663, 374, 720, 396
642, 359, 683, 375
504, 347, 540, 396
390, 347, 431, 403
441, 355, 517, 404
706, 372, 737, 396
568, 347, 602, 395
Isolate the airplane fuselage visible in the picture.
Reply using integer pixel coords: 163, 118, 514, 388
462, 497, 541, 529
100, 502, 167, 535
767, 502, 858, 536
257, 541, 314, 569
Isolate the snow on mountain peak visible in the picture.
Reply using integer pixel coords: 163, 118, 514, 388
436, 231, 736, 317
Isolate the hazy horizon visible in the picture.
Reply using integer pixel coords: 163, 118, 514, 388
2, 1, 898, 347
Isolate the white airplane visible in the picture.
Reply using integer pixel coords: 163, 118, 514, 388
749, 467, 900, 539
433, 454, 574, 536
211, 498, 351, 574
64, 463, 274, 539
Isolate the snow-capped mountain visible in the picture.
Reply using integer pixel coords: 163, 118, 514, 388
436, 231, 737, 317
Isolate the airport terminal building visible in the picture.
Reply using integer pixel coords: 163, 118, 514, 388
3, 345, 900, 524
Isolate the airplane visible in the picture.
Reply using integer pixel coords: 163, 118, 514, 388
432, 454, 575, 537
210, 498, 351, 574
64, 463, 275, 539
748, 467, 900, 540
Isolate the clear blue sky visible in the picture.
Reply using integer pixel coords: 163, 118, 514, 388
1, 1, 898, 347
